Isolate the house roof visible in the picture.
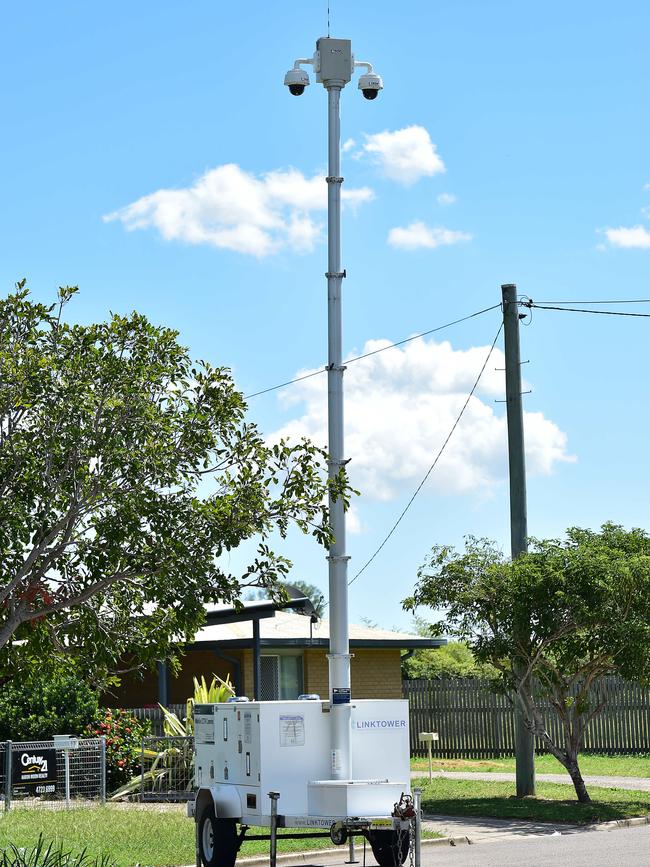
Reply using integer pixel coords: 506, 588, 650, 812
191, 607, 444, 650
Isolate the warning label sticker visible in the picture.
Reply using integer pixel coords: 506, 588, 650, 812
279, 714, 305, 746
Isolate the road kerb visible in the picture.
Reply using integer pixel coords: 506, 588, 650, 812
591, 814, 650, 832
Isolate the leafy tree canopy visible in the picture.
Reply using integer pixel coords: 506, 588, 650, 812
404, 524, 650, 802
401, 618, 497, 679
0, 284, 350, 681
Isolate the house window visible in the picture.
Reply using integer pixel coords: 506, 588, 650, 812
260, 653, 304, 700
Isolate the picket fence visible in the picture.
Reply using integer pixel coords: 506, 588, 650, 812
404, 676, 650, 758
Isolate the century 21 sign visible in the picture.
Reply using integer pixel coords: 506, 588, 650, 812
12, 749, 58, 795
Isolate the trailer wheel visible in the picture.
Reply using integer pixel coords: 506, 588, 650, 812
366, 829, 409, 867
198, 803, 238, 867
330, 822, 348, 846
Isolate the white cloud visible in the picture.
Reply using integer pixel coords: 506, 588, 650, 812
340, 187, 376, 211
270, 337, 574, 502
361, 126, 445, 185
342, 138, 357, 153
388, 221, 472, 251
346, 504, 364, 535
437, 192, 457, 206
604, 225, 650, 249
104, 164, 374, 257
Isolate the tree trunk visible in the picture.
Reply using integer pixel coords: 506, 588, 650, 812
566, 760, 591, 803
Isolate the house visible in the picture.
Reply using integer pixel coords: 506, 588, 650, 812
109, 600, 445, 706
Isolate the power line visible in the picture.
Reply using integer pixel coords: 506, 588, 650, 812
345, 320, 504, 591
527, 303, 650, 319
244, 303, 501, 399
344, 304, 500, 366
244, 369, 324, 399
532, 299, 650, 305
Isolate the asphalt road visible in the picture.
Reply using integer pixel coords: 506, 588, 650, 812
415, 823, 650, 866
283, 823, 650, 867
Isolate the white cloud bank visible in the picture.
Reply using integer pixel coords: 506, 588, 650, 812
104, 164, 374, 257
270, 336, 574, 503
604, 225, 650, 249
388, 222, 472, 251
437, 192, 457, 206
360, 126, 445, 185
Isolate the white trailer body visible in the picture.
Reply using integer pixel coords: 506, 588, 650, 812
194, 698, 410, 825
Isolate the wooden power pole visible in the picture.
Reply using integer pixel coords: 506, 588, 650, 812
502, 283, 536, 797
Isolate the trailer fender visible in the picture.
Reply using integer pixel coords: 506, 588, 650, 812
196, 784, 242, 820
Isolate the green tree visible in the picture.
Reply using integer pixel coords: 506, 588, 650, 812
401, 618, 497, 679
0, 284, 351, 679
404, 524, 650, 803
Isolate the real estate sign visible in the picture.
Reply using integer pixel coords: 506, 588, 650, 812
12, 748, 57, 795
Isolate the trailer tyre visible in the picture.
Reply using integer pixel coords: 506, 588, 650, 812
198, 803, 238, 867
366, 829, 409, 867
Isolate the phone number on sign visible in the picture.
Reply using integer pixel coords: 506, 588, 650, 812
35, 784, 56, 794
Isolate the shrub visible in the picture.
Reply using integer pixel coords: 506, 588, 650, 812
0, 669, 98, 742
86, 708, 150, 791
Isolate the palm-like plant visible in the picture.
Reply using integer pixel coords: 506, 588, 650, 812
110, 674, 234, 800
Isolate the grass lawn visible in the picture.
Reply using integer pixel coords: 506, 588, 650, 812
411, 753, 650, 778
416, 776, 650, 824
0, 807, 440, 867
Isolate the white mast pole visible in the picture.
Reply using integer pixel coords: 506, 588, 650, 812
284, 37, 382, 784
325, 78, 352, 781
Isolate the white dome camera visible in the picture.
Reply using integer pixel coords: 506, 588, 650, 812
358, 71, 383, 100
284, 67, 310, 96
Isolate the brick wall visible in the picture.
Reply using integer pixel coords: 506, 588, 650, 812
167, 650, 239, 704
305, 648, 402, 699
351, 649, 402, 699
242, 649, 254, 698
304, 647, 329, 698
106, 645, 403, 706
104, 665, 159, 708
104, 649, 245, 708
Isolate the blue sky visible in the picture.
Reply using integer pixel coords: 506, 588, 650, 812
2, 1, 650, 632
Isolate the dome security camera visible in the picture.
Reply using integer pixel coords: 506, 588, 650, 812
284, 67, 310, 96
358, 71, 383, 100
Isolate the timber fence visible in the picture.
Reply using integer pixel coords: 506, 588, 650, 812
130, 705, 187, 736
405, 676, 650, 758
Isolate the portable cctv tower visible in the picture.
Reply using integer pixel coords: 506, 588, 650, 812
191, 36, 414, 867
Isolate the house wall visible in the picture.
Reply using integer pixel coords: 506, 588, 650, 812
167, 650, 240, 704
106, 646, 403, 706
352, 648, 403, 699
104, 649, 245, 708
242, 649, 254, 698
303, 648, 403, 700
105, 664, 160, 708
